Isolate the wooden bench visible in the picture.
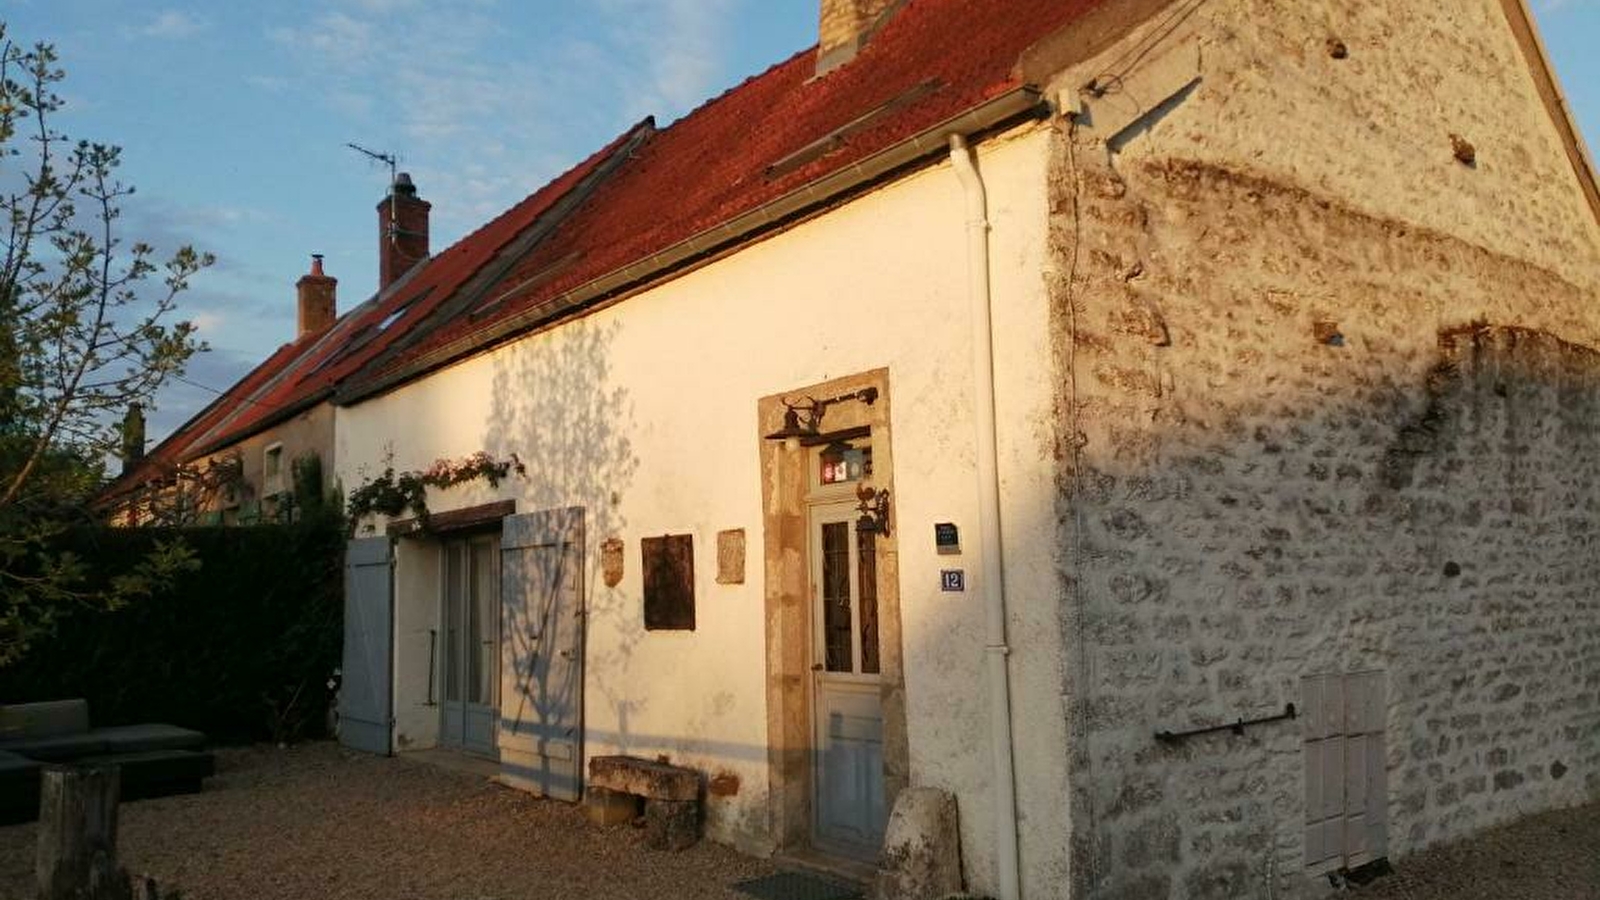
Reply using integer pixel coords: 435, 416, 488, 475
587, 755, 702, 850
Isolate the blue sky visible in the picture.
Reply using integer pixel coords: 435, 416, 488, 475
4, 0, 1599, 443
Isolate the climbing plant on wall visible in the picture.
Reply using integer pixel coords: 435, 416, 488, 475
345, 451, 525, 534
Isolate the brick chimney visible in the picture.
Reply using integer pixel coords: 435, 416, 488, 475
817, 0, 903, 75
296, 254, 338, 338
120, 403, 145, 476
378, 172, 430, 291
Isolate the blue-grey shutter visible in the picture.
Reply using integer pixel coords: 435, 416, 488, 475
340, 537, 394, 755
499, 508, 586, 801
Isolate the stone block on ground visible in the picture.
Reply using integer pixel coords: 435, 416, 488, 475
875, 787, 962, 900
585, 787, 638, 827
643, 799, 699, 851
588, 755, 700, 801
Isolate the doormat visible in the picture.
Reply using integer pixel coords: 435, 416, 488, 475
731, 871, 864, 900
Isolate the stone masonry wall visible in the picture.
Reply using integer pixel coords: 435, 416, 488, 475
1037, 1, 1600, 898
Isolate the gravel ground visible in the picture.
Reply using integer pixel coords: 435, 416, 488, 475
2, 743, 1594, 900
0, 742, 779, 900
1337, 800, 1600, 900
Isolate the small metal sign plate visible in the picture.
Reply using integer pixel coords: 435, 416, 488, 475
934, 522, 960, 555
940, 569, 965, 592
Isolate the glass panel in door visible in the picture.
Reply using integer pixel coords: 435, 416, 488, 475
440, 535, 499, 757
463, 538, 498, 752
821, 522, 852, 672
441, 543, 465, 746
444, 543, 463, 703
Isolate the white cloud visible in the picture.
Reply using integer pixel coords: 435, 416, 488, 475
189, 310, 227, 334
268, 12, 377, 67
325, 88, 377, 120
586, 0, 738, 118
138, 10, 206, 40
259, 1, 747, 248
648, 0, 740, 112
342, 0, 424, 11
245, 74, 289, 93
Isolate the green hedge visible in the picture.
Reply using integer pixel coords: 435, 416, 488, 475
0, 521, 343, 744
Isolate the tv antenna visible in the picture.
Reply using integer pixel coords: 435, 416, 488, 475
347, 142, 399, 245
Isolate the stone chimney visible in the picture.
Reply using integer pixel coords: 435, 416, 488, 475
296, 254, 338, 338
817, 0, 902, 76
120, 403, 145, 476
378, 172, 430, 291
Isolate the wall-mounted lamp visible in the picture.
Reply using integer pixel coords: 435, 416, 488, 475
856, 484, 891, 536
764, 407, 813, 451
764, 386, 879, 451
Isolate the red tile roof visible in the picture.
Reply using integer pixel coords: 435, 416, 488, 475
102, 121, 651, 500
355, 0, 1108, 391
107, 0, 1111, 500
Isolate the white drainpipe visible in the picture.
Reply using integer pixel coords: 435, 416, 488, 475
948, 132, 1021, 900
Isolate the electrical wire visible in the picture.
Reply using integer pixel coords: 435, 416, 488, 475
1086, 0, 1211, 98
168, 373, 289, 411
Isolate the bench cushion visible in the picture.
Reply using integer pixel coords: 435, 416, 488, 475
0, 699, 90, 741
0, 732, 109, 761
588, 755, 700, 801
93, 723, 206, 754
81, 748, 215, 780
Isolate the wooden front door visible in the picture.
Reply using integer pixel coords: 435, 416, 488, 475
810, 500, 887, 857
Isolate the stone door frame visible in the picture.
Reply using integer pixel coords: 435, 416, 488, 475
758, 367, 908, 854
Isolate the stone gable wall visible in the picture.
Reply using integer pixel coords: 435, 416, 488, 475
1037, 1, 1600, 897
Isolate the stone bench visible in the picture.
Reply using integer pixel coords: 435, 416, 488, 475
587, 755, 702, 850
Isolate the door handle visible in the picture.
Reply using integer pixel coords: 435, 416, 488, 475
811, 663, 824, 672
427, 629, 437, 706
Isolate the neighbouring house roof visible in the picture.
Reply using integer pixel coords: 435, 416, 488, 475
338, 0, 1115, 401
99, 121, 652, 505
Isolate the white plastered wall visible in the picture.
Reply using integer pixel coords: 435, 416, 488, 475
336, 123, 1069, 895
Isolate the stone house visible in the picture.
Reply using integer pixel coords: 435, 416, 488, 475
134, 0, 1600, 897
97, 140, 637, 526
99, 254, 346, 527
